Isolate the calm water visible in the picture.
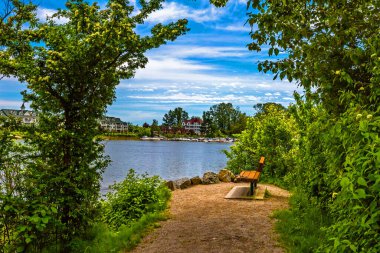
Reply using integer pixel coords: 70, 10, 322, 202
102, 140, 232, 189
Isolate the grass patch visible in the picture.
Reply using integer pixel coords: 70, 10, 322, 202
272, 191, 330, 253
264, 188, 271, 198
69, 211, 168, 252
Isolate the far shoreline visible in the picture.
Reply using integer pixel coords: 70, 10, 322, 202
100, 135, 235, 143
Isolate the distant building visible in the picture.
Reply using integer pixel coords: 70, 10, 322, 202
0, 107, 129, 132
100, 116, 128, 132
183, 118, 203, 134
0, 108, 38, 125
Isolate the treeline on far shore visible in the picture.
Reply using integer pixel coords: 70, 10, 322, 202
103, 102, 250, 138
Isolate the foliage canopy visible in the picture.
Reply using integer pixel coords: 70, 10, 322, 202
0, 0, 188, 250
162, 107, 189, 128
202, 102, 247, 136
219, 0, 380, 251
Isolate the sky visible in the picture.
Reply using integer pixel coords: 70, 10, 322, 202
0, 0, 301, 125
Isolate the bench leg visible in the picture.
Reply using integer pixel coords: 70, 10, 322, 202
250, 182, 254, 196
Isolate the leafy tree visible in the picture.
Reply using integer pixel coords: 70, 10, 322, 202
253, 102, 285, 117
225, 103, 298, 179
213, 0, 380, 251
0, 0, 37, 80
202, 103, 246, 136
1, 0, 188, 249
201, 110, 216, 136
101, 169, 170, 230
150, 119, 160, 136
162, 107, 189, 128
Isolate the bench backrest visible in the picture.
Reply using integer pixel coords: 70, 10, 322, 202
257, 156, 265, 172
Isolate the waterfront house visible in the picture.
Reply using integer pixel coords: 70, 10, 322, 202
100, 116, 128, 133
183, 117, 203, 135
0, 108, 38, 125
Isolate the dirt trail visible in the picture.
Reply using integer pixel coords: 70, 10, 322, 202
131, 183, 290, 253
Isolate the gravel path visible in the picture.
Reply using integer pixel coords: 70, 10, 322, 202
131, 182, 290, 253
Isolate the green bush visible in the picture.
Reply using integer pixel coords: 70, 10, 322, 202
65, 170, 171, 252
273, 190, 330, 253
225, 103, 299, 186
101, 169, 171, 230
68, 212, 167, 253
320, 107, 380, 252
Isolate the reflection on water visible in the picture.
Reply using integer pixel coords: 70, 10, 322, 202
102, 140, 231, 189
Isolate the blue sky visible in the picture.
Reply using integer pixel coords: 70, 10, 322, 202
0, 0, 300, 124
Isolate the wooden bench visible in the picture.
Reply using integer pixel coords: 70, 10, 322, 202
237, 156, 265, 196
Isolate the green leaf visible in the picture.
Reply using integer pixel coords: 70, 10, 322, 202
357, 177, 367, 187
349, 244, 357, 252
334, 238, 340, 249
42, 217, 50, 224
355, 189, 366, 199
340, 177, 350, 188
18, 226, 27, 232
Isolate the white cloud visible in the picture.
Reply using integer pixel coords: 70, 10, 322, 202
146, 2, 224, 23
119, 54, 300, 96
158, 45, 248, 58
127, 87, 156, 92
109, 110, 163, 123
144, 57, 214, 72
0, 76, 18, 81
216, 24, 251, 32
236, 0, 248, 5
36, 8, 69, 24
127, 92, 261, 105
131, 57, 220, 83
0, 100, 26, 108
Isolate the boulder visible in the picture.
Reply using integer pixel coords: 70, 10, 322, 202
174, 178, 192, 189
166, 180, 176, 191
191, 176, 202, 185
218, 169, 235, 182
234, 177, 241, 183
202, 171, 220, 184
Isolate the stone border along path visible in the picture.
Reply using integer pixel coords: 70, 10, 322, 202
130, 182, 290, 253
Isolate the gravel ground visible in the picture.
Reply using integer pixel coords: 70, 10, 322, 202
130, 182, 290, 253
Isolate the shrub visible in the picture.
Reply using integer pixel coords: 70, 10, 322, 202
101, 169, 171, 230
225, 103, 299, 185
273, 190, 330, 253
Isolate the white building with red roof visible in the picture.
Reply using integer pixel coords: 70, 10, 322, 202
183, 117, 203, 135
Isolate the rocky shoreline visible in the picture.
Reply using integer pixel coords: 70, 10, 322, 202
166, 169, 236, 191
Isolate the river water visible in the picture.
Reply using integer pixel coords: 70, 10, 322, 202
101, 140, 232, 189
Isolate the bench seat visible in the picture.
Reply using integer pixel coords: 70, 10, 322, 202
236, 156, 265, 195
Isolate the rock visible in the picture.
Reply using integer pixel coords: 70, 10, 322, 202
191, 176, 202, 185
234, 177, 241, 183
174, 178, 192, 189
218, 169, 235, 182
202, 171, 220, 184
166, 180, 176, 191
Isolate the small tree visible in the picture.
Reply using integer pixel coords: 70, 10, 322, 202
202, 103, 247, 136
162, 107, 189, 128
150, 119, 160, 136
1, 0, 188, 249
212, 0, 380, 251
